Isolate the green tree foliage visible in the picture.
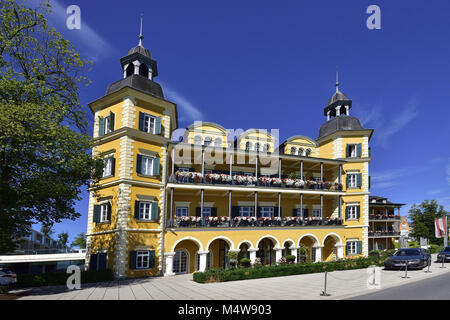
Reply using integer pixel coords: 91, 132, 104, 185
0, 0, 103, 253
408, 200, 448, 245
57, 231, 69, 248
71, 232, 86, 249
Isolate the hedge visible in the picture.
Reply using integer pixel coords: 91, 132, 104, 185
0, 285, 8, 294
12, 269, 114, 288
193, 256, 388, 283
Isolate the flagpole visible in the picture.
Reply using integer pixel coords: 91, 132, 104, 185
445, 215, 448, 248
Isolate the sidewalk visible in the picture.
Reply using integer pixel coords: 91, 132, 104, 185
10, 255, 450, 300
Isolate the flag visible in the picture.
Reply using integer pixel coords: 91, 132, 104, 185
435, 217, 447, 238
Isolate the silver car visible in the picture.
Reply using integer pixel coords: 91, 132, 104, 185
0, 268, 17, 286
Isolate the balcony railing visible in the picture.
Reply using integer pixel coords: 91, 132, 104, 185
369, 215, 401, 221
168, 216, 344, 228
170, 171, 344, 192
368, 231, 401, 237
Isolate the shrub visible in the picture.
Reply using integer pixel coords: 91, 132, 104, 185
240, 258, 251, 268
193, 256, 385, 283
0, 286, 8, 294
286, 255, 296, 263
13, 269, 114, 288
428, 244, 443, 254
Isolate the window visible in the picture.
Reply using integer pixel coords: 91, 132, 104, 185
347, 241, 357, 255
260, 207, 274, 218
203, 136, 212, 146
139, 202, 152, 220
194, 135, 202, 145
245, 141, 252, 151
202, 207, 212, 217
143, 114, 156, 134
298, 148, 304, 156
136, 251, 150, 269
173, 250, 188, 273
290, 147, 296, 154
347, 205, 358, 219
239, 207, 253, 217
176, 207, 188, 217
195, 252, 212, 271
214, 138, 222, 147
263, 144, 270, 152
348, 145, 357, 157
102, 157, 114, 177
312, 208, 321, 218
346, 144, 362, 158
255, 143, 261, 152
305, 149, 311, 157
98, 113, 114, 136
99, 203, 110, 222
141, 156, 154, 176
348, 173, 358, 188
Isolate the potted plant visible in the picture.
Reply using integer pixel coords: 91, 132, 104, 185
298, 246, 308, 263
240, 257, 251, 268
227, 251, 238, 269
286, 255, 296, 264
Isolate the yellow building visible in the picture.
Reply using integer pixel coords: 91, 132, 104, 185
85, 34, 375, 278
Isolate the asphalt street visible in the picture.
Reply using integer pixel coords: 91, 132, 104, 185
349, 269, 450, 300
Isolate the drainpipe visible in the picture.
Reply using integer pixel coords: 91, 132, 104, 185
160, 143, 170, 276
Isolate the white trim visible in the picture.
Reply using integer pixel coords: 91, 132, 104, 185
206, 236, 235, 250
171, 236, 204, 252
321, 233, 343, 246
237, 240, 254, 250
255, 235, 280, 248
298, 234, 320, 247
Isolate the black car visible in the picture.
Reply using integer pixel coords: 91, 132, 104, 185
437, 246, 450, 262
384, 248, 431, 270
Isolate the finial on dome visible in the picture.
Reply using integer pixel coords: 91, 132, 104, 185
138, 13, 144, 46
335, 68, 340, 93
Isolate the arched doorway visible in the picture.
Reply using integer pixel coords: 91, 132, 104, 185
238, 242, 250, 263
322, 234, 342, 261
208, 239, 230, 269
298, 235, 318, 263
173, 249, 189, 274
257, 238, 276, 266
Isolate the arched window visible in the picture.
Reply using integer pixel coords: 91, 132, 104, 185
214, 138, 222, 147
125, 63, 134, 77
290, 147, 296, 155
255, 143, 261, 152
139, 63, 149, 78
194, 135, 202, 145
298, 148, 304, 156
245, 141, 252, 151
204, 136, 212, 146
305, 149, 311, 157
263, 144, 270, 152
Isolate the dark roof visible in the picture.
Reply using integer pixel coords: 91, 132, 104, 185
317, 116, 365, 140
127, 45, 152, 59
106, 74, 164, 99
369, 196, 405, 207
328, 91, 348, 105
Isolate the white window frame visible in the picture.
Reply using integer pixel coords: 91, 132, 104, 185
214, 138, 222, 147
305, 149, 311, 157
176, 207, 189, 217
102, 157, 113, 177
348, 205, 358, 219
239, 207, 253, 217
202, 207, 212, 217
141, 156, 154, 176
348, 174, 358, 188
204, 136, 212, 146
139, 201, 152, 220
143, 114, 156, 134
195, 252, 212, 271
312, 209, 321, 218
298, 148, 304, 156
104, 116, 111, 134
136, 250, 150, 269
260, 207, 274, 218
100, 203, 109, 222
348, 241, 357, 255
348, 144, 357, 158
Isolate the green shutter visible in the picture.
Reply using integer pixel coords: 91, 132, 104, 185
134, 201, 140, 219
346, 145, 350, 157
109, 112, 115, 132
89, 253, 98, 271
345, 206, 349, 220
346, 243, 350, 256
129, 251, 137, 270
136, 155, 142, 174
153, 157, 160, 176
357, 173, 362, 188
149, 250, 155, 268
346, 174, 350, 189
151, 202, 159, 221
369, 176, 371, 190
138, 112, 145, 131
106, 203, 111, 221
111, 157, 115, 176
356, 205, 360, 219
98, 117, 105, 136
211, 207, 217, 217
357, 241, 363, 254
93, 205, 101, 223
357, 144, 362, 157
155, 116, 162, 135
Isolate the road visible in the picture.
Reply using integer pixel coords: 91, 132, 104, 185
349, 270, 450, 300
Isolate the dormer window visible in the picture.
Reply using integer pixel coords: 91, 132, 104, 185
204, 137, 212, 146
245, 142, 252, 151
214, 138, 222, 147
194, 135, 202, 145
290, 147, 296, 154
298, 148, 304, 156
305, 149, 311, 157
255, 143, 261, 152
263, 144, 270, 152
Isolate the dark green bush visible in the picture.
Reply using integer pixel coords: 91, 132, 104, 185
0, 285, 8, 294
193, 256, 385, 283
286, 255, 296, 262
13, 269, 114, 288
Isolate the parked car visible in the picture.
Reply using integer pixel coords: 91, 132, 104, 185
384, 248, 431, 270
0, 268, 17, 286
437, 246, 450, 262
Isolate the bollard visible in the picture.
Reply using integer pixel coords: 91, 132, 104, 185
372, 266, 376, 285
440, 256, 446, 269
402, 262, 410, 279
424, 260, 432, 273
320, 271, 331, 296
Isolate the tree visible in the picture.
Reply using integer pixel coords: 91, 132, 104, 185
40, 224, 55, 238
408, 200, 448, 245
0, 0, 103, 253
71, 232, 86, 249
57, 231, 69, 249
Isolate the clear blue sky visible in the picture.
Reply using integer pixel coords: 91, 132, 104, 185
34, 0, 450, 243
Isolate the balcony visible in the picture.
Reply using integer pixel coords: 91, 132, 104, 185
171, 171, 344, 192
368, 231, 401, 238
168, 216, 344, 229
369, 214, 401, 221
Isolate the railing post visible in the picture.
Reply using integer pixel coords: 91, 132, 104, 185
228, 190, 232, 227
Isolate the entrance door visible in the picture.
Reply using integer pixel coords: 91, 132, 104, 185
173, 250, 188, 274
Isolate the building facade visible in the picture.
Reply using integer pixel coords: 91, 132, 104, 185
368, 196, 404, 251
86, 35, 374, 278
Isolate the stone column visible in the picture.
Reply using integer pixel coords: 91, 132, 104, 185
164, 252, 176, 276
198, 251, 209, 272
336, 244, 345, 260
290, 246, 299, 263
314, 246, 324, 262
248, 248, 258, 264
274, 247, 283, 264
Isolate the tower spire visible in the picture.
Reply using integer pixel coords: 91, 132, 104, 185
335, 68, 339, 93
138, 13, 144, 47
